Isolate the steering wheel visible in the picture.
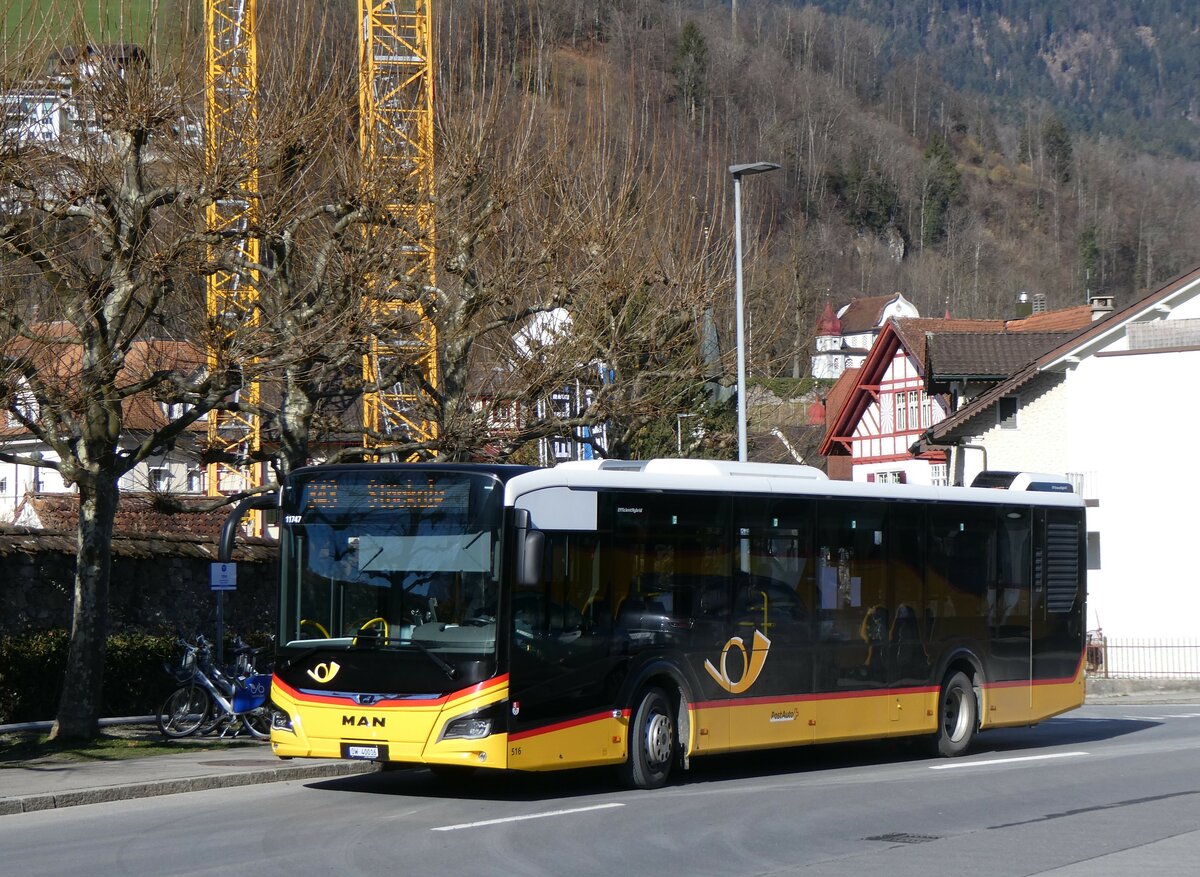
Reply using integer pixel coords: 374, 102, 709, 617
300, 618, 330, 639
353, 616, 389, 645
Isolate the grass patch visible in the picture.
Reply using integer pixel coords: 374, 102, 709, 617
0, 725, 261, 764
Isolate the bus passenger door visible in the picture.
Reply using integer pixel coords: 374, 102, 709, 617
509, 528, 624, 767
990, 506, 1033, 722
814, 499, 889, 742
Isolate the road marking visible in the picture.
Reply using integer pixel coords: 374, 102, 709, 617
1165, 714, 1200, 719
929, 751, 1089, 771
1124, 716, 1167, 721
432, 803, 625, 831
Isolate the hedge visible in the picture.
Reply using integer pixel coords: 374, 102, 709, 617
1, 631, 195, 725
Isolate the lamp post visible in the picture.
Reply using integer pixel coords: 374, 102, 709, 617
730, 161, 779, 463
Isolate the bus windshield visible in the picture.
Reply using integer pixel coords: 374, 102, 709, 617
280, 469, 505, 662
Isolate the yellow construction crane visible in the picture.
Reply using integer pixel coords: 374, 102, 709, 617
202, 1, 440, 482
358, 0, 439, 456
204, 0, 263, 500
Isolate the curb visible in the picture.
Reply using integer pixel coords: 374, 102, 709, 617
0, 759, 379, 816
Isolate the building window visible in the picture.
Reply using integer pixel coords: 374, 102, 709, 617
998, 396, 1019, 430
894, 393, 906, 432
907, 391, 920, 432
930, 464, 948, 487
921, 394, 932, 428
187, 467, 204, 493
0, 476, 7, 493
149, 467, 172, 491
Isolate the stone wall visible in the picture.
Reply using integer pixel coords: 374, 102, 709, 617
0, 527, 278, 639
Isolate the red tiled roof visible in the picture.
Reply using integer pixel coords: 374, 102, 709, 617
816, 301, 842, 336
837, 295, 900, 333
926, 332, 1078, 381
27, 492, 232, 539
0, 325, 206, 438
1006, 305, 1093, 333
891, 317, 1005, 370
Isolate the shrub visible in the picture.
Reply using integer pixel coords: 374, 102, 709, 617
0, 631, 180, 724
0, 630, 69, 724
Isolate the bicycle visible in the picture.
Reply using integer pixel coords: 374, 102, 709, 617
157, 636, 273, 740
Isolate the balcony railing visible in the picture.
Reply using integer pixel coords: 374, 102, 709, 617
1066, 470, 1100, 505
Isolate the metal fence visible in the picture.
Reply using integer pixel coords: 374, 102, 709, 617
1085, 634, 1200, 679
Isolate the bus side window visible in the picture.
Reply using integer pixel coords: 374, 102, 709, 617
515, 531, 605, 646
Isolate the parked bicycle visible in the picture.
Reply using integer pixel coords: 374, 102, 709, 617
157, 635, 273, 740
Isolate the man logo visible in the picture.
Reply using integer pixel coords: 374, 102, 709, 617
343, 715, 385, 728
306, 661, 341, 684
704, 630, 771, 694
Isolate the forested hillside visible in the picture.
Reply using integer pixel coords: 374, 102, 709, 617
433, 0, 1199, 380
803, 0, 1200, 159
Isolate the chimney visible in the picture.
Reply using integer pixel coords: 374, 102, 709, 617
1014, 291, 1032, 319
1090, 294, 1114, 321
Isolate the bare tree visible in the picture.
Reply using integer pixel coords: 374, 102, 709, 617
0, 18, 242, 740
424, 52, 733, 462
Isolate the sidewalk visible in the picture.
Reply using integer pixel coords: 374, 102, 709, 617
3, 678, 1199, 817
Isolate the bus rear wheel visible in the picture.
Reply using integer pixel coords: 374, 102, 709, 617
619, 687, 676, 790
935, 671, 978, 757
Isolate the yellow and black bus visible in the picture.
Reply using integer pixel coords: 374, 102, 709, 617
261, 459, 1086, 789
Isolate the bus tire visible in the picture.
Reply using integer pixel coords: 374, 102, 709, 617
935, 671, 977, 757
618, 687, 676, 790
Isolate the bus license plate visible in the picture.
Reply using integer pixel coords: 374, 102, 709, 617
341, 743, 387, 761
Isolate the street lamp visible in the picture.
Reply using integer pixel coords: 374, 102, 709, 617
730, 161, 780, 463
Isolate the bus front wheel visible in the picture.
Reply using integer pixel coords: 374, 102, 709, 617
619, 687, 676, 790
935, 671, 978, 757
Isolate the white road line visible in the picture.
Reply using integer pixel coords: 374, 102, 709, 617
1165, 714, 1200, 718
929, 751, 1089, 771
1124, 716, 1167, 721
432, 803, 625, 832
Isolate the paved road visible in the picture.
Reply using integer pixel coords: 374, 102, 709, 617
3, 703, 1199, 876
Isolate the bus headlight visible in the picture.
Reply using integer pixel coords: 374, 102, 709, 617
438, 705, 500, 741
272, 709, 294, 732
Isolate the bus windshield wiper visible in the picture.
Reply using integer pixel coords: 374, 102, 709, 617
352, 635, 458, 680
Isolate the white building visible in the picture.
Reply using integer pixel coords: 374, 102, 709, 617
812, 292, 920, 380
913, 266, 1200, 652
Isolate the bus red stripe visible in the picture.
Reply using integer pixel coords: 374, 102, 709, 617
694, 685, 940, 711
509, 709, 630, 742
274, 673, 508, 708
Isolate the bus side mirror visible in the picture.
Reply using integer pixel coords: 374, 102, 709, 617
518, 529, 545, 587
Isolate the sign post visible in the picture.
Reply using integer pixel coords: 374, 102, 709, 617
211, 562, 237, 667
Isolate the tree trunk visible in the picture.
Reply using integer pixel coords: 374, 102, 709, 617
49, 476, 119, 742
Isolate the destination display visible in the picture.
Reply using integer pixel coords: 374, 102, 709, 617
299, 475, 467, 512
